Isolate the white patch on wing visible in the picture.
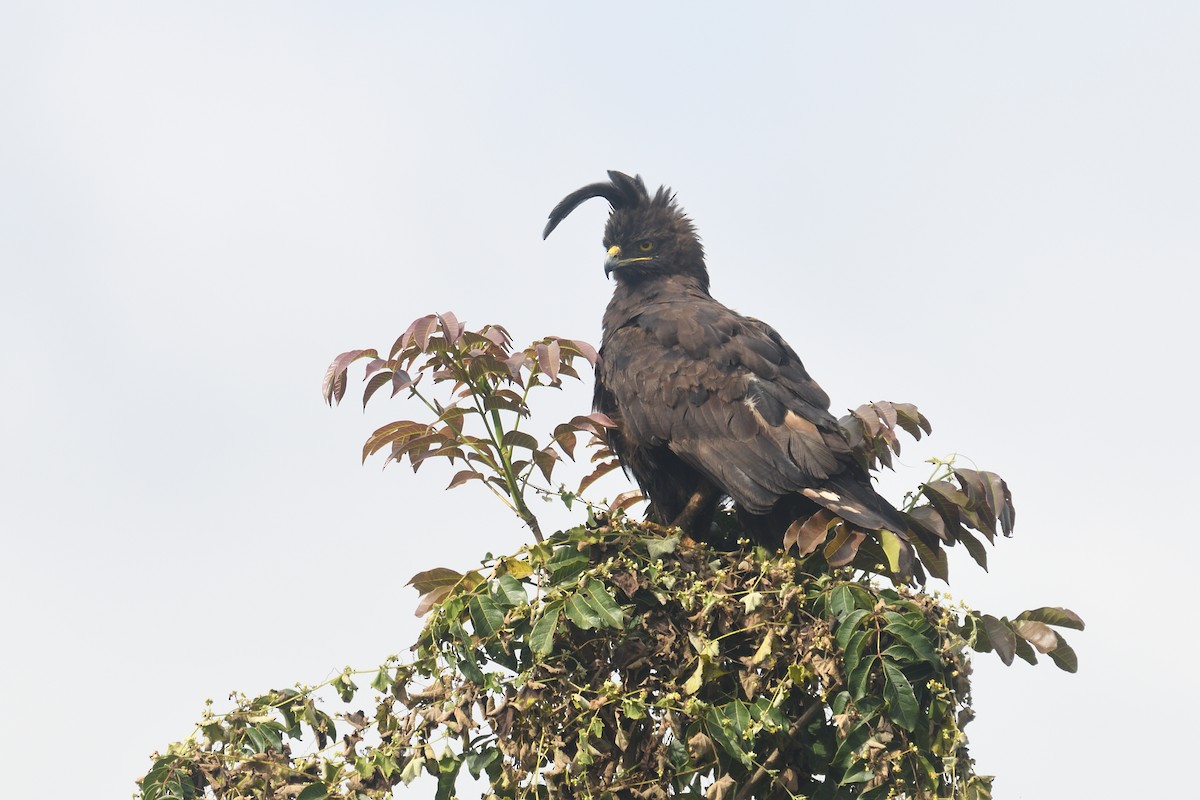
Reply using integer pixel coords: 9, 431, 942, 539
803, 487, 867, 517
783, 411, 819, 435
742, 378, 769, 427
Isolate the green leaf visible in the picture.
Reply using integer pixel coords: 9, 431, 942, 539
881, 659, 919, 730
832, 715, 874, 769
705, 708, 753, 766
843, 629, 870, 677
583, 579, 624, 629
828, 584, 855, 617
879, 529, 903, 573
399, 755, 425, 785
683, 661, 704, 695
547, 546, 590, 584
371, 667, 391, 693
882, 642, 918, 662
839, 766, 875, 785
464, 747, 499, 780
1014, 635, 1039, 665
296, 784, 328, 800
457, 650, 485, 685
721, 699, 753, 734
885, 620, 941, 667
644, 531, 681, 558
1048, 632, 1079, 673
332, 674, 357, 703
848, 654, 877, 700
529, 604, 561, 656
834, 609, 871, 651
469, 594, 505, 640
564, 592, 600, 630
435, 753, 462, 800
492, 574, 528, 609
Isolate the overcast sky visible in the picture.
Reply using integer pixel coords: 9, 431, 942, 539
2, 3, 1197, 797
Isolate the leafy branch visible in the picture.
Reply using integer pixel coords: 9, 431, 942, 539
140, 314, 1083, 800
321, 313, 618, 542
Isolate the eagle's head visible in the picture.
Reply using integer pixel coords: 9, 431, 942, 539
543, 170, 708, 291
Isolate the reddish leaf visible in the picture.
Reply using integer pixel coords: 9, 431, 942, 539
408, 566, 465, 594
909, 536, 949, 582
501, 430, 540, 452
852, 404, 882, 439
363, 371, 393, 408
390, 370, 414, 397
838, 414, 865, 451
578, 459, 621, 495
1016, 606, 1085, 631
411, 314, 438, 350
563, 338, 599, 366
569, 413, 617, 438
531, 447, 559, 484
536, 341, 561, 382
553, 425, 579, 460
982, 471, 1015, 536
907, 505, 949, 542
954, 468, 996, 540
504, 352, 530, 378
386, 431, 453, 463
408, 445, 465, 468
922, 480, 968, 529
438, 312, 463, 346
414, 585, 455, 617
893, 402, 932, 436
824, 525, 865, 567
1013, 620, 1059, 654
321, 348, 379, 405
1014, 635, 1039, 666
483, 393, 529, 416
388, 332, 407, 361
609, 490, 645, 515
362, 420, 429, 462
871, 401, 898, 432
981, 615, 1016, 665
481, 325, 511, 348
466, 450, 500, 472
329, 368, 347, 405
447, 470, 485, 490
955, 528, 989, 571
362, 358, 388, 380
783, 509, 835, 556
408, 567, 481, 617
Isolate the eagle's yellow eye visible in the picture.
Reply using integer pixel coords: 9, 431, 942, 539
638, 240, 654, 252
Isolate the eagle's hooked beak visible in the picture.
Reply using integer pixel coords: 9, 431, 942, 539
604, 245, 651, 278
604, 245, 623, 278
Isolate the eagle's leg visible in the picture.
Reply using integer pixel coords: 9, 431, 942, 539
668, 480, 723, 543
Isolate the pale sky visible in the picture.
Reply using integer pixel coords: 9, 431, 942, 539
2, 3, 1197, 798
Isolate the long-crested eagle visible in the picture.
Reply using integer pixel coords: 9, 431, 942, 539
543, 171, 911, 553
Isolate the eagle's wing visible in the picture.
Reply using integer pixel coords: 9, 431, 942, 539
600, 298, 857, 516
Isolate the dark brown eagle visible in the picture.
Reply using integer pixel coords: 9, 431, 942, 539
543, 171, 910, 551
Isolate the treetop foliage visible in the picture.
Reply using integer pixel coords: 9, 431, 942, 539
139, 314, 1082, 800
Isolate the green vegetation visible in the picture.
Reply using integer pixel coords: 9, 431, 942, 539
139, 314, 1081, 800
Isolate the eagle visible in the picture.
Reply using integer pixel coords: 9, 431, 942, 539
543, 171, 912, 557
